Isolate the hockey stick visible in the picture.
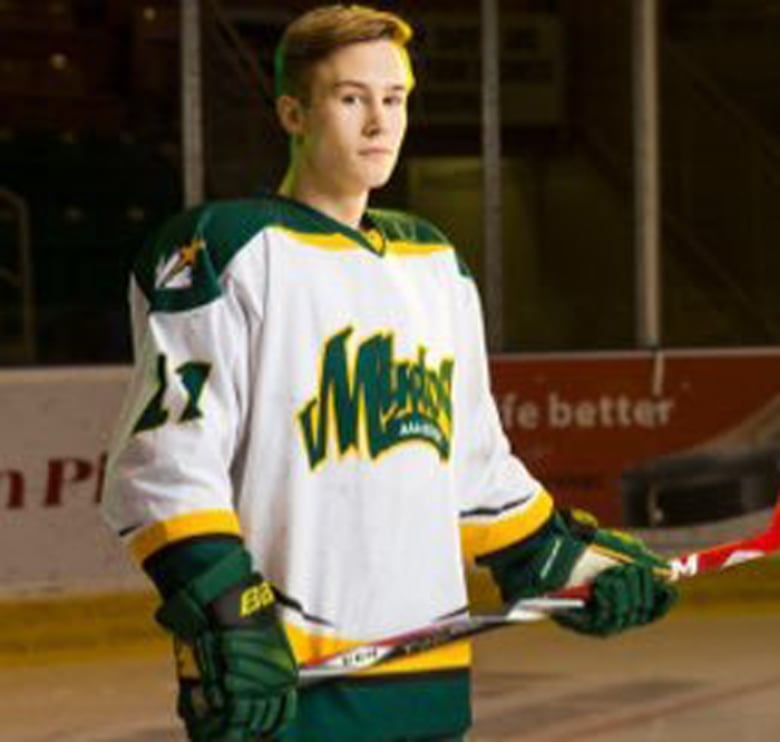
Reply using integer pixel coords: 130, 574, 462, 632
298, 592, 588, 685
299, 495, 780, 684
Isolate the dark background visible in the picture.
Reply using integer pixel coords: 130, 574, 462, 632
2, 0, 779, 365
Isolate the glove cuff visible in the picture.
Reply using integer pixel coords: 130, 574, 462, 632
155, 546, 255, 640
478, 511, 587, 601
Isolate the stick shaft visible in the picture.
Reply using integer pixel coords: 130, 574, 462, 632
299, 595, 585, 684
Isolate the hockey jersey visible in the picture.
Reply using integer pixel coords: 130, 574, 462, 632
103, 193, 553, 739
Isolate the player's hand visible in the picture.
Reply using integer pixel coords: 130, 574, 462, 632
554, 561, 676, 636
155, 549, 298, 741
481, 509, 677, 637
552, 514, 677, 635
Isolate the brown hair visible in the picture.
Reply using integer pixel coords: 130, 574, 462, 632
274, 4, 414, 99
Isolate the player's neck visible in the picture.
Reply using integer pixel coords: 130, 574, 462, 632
278, 167, 368, 231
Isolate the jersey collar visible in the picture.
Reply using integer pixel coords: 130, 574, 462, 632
263, 191, 387, 257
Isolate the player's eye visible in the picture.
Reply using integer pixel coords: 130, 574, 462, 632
341, 93, 362, 105
384, 95, 404, 107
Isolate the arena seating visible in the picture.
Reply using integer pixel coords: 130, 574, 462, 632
0, 1, 181, 363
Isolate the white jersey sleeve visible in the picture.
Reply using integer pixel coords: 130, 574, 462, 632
103, 207, 263, 561
453, 268, 554, 565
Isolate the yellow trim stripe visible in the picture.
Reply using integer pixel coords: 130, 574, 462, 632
589, 544, 673, 579
284, 621, 471, 677
385, 240, 451, 256
128, 509, 241, 564
277, 227, 358, 251
590, 543, 634, 565
277, 226, 451, 257
173, 620, 470, 681
460, 489, 555, 564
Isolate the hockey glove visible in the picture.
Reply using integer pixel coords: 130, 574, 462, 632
481, 509, 677, 637
155, 547, 298, 741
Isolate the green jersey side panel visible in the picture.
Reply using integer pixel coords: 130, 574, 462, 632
278, 671, 471, 741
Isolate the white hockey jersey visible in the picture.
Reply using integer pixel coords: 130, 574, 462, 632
104, 194, 553, 678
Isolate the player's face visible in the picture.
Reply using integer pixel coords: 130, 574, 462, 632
290, 40, 410, 196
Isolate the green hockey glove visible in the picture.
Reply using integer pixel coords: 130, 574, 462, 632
155, 547, 298, 741
480, 509, 677, 637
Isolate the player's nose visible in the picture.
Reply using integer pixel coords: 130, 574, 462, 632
363, 98, 388, 136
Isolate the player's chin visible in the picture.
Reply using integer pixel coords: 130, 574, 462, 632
361, 164, 397, 190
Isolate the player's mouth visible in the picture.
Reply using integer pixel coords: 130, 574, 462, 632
359, 148, 393, 157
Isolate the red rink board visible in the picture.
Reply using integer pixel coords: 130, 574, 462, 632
489, 349, 780, 524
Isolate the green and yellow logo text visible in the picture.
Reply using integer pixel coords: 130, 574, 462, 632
298, 328, 454, 468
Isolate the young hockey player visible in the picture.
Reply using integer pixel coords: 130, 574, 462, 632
103, 5, 676, 740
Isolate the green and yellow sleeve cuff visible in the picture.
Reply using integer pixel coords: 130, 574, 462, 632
460, 489, 554, 565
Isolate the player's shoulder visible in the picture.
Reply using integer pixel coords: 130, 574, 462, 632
132, 195, 295, 313
370, 208, 474, 279
368, 208, 450, 247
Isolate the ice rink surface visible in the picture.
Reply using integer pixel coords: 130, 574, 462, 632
1, 605, 778, 741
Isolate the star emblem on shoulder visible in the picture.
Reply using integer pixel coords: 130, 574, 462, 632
155, 238, 206, 290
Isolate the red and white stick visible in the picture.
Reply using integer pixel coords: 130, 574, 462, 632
666, 497, 780, 578
300, 495, 780, 684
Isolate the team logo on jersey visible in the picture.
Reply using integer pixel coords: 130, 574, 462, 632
298, 327, 454, 469
155, 238, 206, 290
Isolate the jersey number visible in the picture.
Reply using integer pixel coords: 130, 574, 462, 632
133, 354, 211, 433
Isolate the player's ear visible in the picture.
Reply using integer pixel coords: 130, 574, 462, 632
276, 95, 307, 137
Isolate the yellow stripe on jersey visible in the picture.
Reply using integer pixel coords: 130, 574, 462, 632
385, 240, 451, 256
277, 227, 358, 251
174, 620, 470, 681
460, 489, 554, 564
276, 226, 451, 258
284, 621, 471, 677
128, 509, 242, 564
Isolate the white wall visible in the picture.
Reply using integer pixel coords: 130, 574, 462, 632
0, 367, 142, 595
